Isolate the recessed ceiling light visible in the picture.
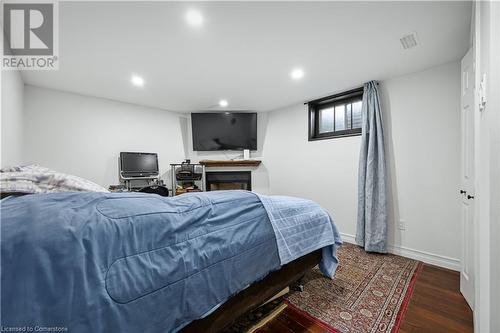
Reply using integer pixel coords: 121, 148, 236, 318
219, 99, 229, 107
131, 75, 144, 87
290, 68, 305, 80
186, 9, 203, 27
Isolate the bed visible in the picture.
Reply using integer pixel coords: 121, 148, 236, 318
1, 188, 342, 332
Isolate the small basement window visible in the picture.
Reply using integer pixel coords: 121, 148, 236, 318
308, 87, 363, 140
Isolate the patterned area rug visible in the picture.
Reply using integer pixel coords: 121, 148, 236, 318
286, 243, 422, 333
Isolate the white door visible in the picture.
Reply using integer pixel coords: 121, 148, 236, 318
460, 48, 475, 310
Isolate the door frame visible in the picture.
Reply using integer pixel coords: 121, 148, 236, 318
471, 1, 500, 331
472, 4, 483, 330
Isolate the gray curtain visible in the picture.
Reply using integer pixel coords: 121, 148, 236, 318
356, 81, 388, 253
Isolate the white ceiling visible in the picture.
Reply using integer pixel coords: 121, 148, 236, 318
22, 1, 472, 112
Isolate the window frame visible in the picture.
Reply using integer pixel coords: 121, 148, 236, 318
308, 87, 364, 141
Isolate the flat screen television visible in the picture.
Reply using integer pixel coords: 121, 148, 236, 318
191, 112, 257, 151
120, 152, 159, 178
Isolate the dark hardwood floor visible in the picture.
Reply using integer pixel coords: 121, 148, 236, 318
398, 264, 473, 333
255, 264, 474, 333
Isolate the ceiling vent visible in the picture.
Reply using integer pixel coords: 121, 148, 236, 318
400, 32, 419, 50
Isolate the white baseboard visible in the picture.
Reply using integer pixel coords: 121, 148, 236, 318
339, 232, 460, 271
339, 233, 356, 243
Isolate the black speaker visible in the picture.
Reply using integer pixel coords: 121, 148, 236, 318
138, 185, 169, 197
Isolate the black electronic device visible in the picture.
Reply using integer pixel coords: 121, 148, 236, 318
176, 159, 202, 180
120, 152, 159, 179
138, 185, 169, 197
191, 112, 257, 151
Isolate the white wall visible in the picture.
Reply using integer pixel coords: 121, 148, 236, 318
474, 1, 500, 331
23, 86, 186, 187
1, 69, 24, 167
381, 62, 461, 266
488, 4, 500, 330
262, 61, 462, 269
263, 105, 361, 235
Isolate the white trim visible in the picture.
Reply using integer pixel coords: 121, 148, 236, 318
339, 232, 460, 271
339, 232, 356, 244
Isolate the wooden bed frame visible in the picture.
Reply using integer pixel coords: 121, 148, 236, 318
181, 249, 322, 333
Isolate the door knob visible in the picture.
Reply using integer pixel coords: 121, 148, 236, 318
460, 190, 467, 194
467, 195, 475, 199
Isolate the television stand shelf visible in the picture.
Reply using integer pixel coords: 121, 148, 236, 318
199, 160, 262, 167
170, 162, 206, 196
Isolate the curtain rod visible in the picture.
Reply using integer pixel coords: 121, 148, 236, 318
304, 82, 379, 105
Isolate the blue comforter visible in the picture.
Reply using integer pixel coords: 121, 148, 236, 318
1, 190, 341, 332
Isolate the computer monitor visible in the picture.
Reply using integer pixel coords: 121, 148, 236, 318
120, 152, 159, 178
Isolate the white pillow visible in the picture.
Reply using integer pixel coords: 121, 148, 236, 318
0, 164, 109, 194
